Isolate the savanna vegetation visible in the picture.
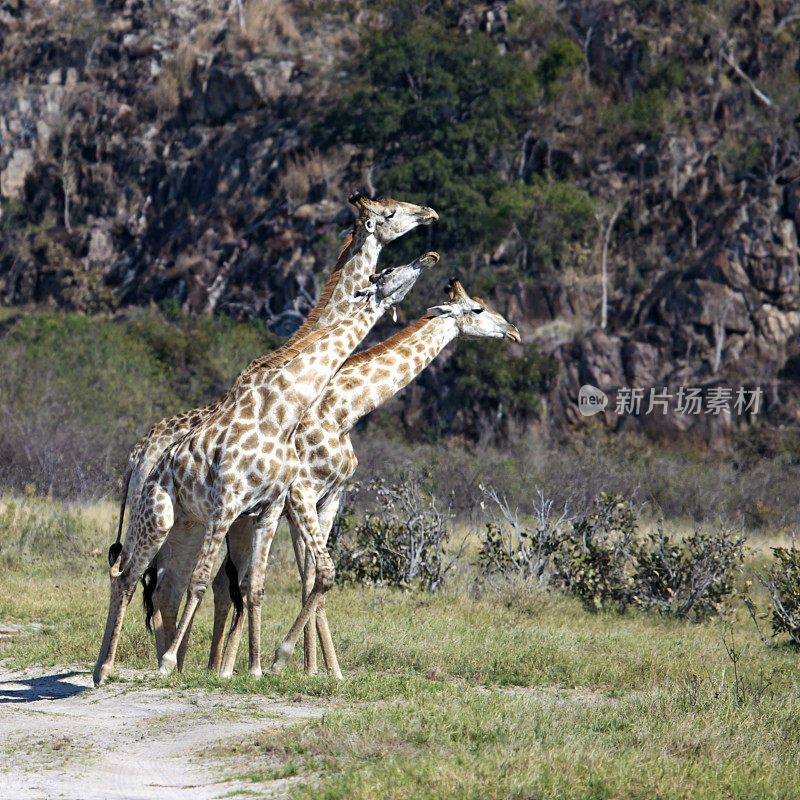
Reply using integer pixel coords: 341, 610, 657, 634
1, 492, 799, 799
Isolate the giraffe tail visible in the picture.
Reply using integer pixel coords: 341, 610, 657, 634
141, 559, 158, 633
225, 535, 244, 629
107, 462, 133, 567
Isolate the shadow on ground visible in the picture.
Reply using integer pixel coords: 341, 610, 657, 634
0, 671, 88, 703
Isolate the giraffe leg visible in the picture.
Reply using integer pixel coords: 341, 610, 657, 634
159, 506, 237, 677
244, 502, 284, 677
151, 600, 166, 662
287, 509, 320, 675
176, 591, 195, 672
208, 559, 232, 672
288, 522, 315, 673
314, 497, 342, 679
271, 486, 338, 677
93, 567, 138, 686
302, 547, 317, 674
218, 517, 257, 678
95, 484, 174, 686
157, 596, 179, 662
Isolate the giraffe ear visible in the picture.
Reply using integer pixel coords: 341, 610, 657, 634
427, 304, 453, 317
364, 218, 376, 233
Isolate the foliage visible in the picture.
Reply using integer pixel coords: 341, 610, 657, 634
489, 180, 596, 273
478, 489, 744, 619
758, 543, 800, 645
0, 308, 278, 498
604, 87, 675, 141
553, 493, 639, 612
319, 19, 539, 256
536, 37, 584, 98
476, 485, 569, 584
632, 527, 745, 620
443, 339, 558, 438
331, 477, 457, 592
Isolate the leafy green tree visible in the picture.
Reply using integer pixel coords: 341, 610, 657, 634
444, 339, 558, 434
319, 20, 539, 254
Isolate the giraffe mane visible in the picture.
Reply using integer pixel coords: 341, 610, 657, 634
341, 314, 436, 369
235, 323, 337, 385
292, 228, 357, 340
234, 228, 357, 381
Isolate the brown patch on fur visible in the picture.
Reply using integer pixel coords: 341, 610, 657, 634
230, 421, 249, 440
343, 314, 435, 369
241, 432, 259, 451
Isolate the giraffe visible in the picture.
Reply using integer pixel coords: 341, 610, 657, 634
209, 279, 521, 678
111, 193, 437, 664
93, 252, 438, 686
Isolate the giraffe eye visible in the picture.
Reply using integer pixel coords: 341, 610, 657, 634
385, 210, 396, 219
473, 308, 484, 315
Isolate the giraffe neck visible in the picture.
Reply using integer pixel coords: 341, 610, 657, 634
306, 233, 381, 332
242, 298, 393, 431
234, 227, 379, 386
320, 314, 458, 434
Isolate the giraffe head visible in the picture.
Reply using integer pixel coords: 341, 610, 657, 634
354, 252, 439, 309
428, 279, 522, 342
349, 192, 438, 244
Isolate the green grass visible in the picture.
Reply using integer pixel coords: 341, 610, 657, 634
1, 497, 799, 799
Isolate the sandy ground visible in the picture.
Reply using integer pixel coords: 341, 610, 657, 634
0, 663, 325, 800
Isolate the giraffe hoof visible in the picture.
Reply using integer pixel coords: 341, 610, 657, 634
159, 653, 177, 676
219, 666, 235, 679
93, 664, 112, 687
248, 666, 263, 679
270, 642, 294, 673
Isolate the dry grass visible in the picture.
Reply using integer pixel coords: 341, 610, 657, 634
278, 148, 342, 205
236, 0, 300, 50
2, 496, 799, 799
153, 44, 198, 115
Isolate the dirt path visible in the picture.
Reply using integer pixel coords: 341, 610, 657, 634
0, 664, 325, 800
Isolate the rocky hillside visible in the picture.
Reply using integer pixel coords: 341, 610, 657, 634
2, 0, 800, 444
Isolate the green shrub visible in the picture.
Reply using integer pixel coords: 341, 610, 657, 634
318, 19, 539, 255
490, 180, 596, 273
478, 490, 744, 620
553, 493, 639, 612
476, 486, 568, 584
0, 308, 278, 497
536, 37, 584, 98
633, 528, 745, 619
604, 87, 675, 140
331, 478, 457, 592
758, 544, 800, 645
443, 339, 558, 438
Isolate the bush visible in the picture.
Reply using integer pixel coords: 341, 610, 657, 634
476, 485, 570, 585
633, 528, 745, 620
318, 18, 539, 257
536, 37, 584, 99
477, 489, 745, 619
553, 493, 639, 612
758, 544, 800, 645
0, 307, 278, 498
443, 336, 558, 439
330, 477, 458, 592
